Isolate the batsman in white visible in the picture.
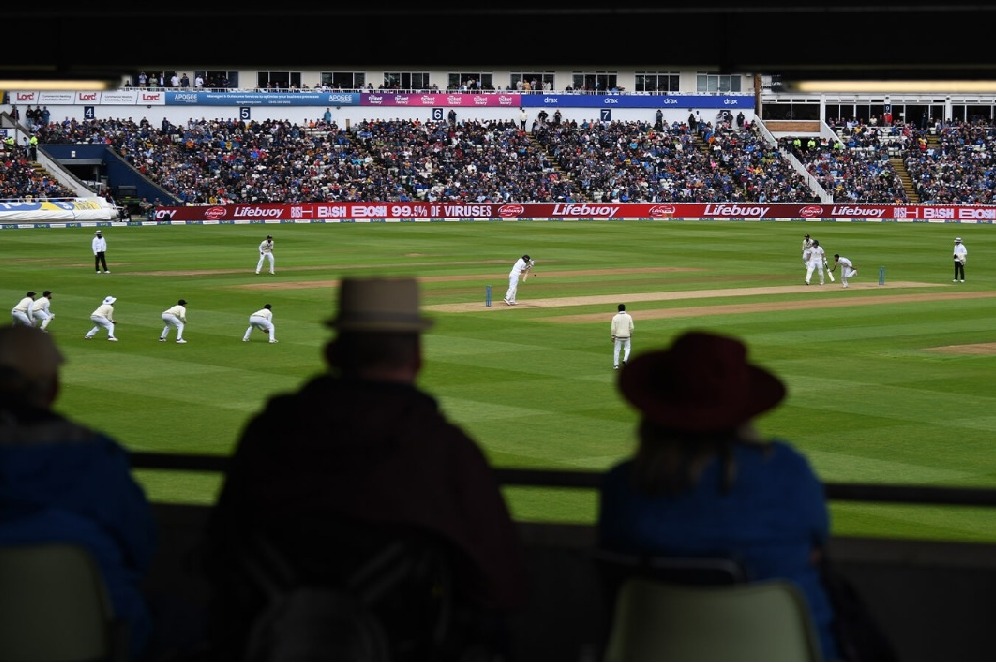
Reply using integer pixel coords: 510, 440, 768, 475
831, 254, 857, 289
804, 240, 826, 286
504, 254, 534, 305
243, 304, 278, 343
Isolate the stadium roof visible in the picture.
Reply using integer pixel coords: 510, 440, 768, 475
5, 2, 996, 86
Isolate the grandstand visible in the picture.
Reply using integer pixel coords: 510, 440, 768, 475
4, 68, 996, 209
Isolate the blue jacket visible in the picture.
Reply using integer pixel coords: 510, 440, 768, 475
0, 405, 157, 658
598, 439, 839, 661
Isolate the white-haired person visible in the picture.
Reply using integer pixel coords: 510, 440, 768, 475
85, 295, 118, 341
597, 330, 842, 660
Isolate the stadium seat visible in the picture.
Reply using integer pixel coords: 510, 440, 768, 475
591, 548, 747, 588
603, 577, 822, 661
0, 542, 129, 660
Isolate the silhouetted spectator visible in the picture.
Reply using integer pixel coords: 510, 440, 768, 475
0, 324, 157, 658
202, 277, 528, 660
597, 330, 841, 660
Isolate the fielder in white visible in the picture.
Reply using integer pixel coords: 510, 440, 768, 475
29, 290, 55, 330
504, 254, 534, 305
85, 296, 118, 341
801, 233, 814, 280
11, 291, 36, 327
831, 254, 857, 288
610, 303, 634, 369
243, 304, 277, 343
256, 235, 275, 275
160, 299, 188, 343
801, 233, 814, 262
804, 239, 826, 286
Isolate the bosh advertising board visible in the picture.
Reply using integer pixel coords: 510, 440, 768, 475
139, 202, 996, 223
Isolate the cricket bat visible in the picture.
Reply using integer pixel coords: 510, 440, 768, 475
824, 260, 835, 282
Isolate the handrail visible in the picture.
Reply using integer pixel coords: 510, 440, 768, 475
129, 451, 996, 507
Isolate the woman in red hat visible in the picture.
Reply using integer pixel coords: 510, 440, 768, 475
598, 330, 841, 660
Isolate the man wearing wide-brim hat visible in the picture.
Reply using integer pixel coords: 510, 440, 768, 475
203, 277, 528, 659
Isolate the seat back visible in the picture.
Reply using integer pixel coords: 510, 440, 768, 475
604, 577, 822, 661
233, 524, 461, 661
592, 549, 747, 589
0, 543, 126, 661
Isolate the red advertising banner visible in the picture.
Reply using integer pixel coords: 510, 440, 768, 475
361, 92, 522, 107
148, 202, 996, 223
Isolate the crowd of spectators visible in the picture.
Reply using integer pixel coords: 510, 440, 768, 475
0, 149, 75, 200
783, 117, 996, 205
15, 113, 996, 206
531, 114, 817, 203
903, 119, 996, 204
781, 126, 911, 204
31, 115, 819, 205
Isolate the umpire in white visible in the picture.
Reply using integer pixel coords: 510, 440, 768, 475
93, 230, 109, 273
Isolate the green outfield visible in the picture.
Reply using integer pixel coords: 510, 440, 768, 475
5, 219, 996, 542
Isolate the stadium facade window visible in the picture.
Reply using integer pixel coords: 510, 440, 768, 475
823, 101, 947, 130
509, 72, 555, 92
962, 104, 995, 122
446, 73, 494, 91
635, 72, 680, 93
194, 71, 238, 89
571, 72, 620, 92
760, 102, 820, 121
256, 71, 301, 90
319, 72, 366, 90
382, 72, 431, 91
696, 73, 742, 94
